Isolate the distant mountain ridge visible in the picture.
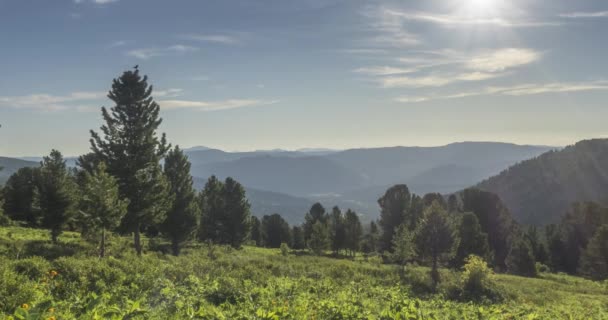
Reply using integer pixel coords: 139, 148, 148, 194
477, 139, 608, 225
0, 157, 37, 184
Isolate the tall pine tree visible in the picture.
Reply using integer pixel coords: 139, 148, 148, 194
89, 68, 171, 255
161, 146, 199, 256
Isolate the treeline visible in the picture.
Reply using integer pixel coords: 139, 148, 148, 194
0, 68, 253, 257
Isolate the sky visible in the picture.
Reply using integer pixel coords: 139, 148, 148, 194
1, 0, 608, 156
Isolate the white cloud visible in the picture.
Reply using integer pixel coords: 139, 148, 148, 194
394, 81, 608, 103
0, 92, 105, 112
179, 34, 242, 45
126, 45, 198, 59
108, 40, 128, 48
154, 88, 183, 98
159, 99, 279, 111
362, 6, 421, 48
465, 48, 542, 72
74, 0, 119, 4
385, 9, 558, 28
380, 72, 500, 88
354, 66, 417, 76
559, 11, 608, 18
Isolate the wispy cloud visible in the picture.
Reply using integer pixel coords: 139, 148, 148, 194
384, 9, 558, 28
394, 81, 608, 103
74, 0, 120, 4
107, 40, 128, 48
362, 6, 421, 48
360, 48, 541, 88
154, 88, 183, 98
559, 11, 608, 18
126, 45, 198, 59
178, 34, 242, 45
0, 92, 105, 112
159, 99, 279, 112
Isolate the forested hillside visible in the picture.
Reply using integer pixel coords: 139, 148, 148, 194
477, 139, 608, 225
0, 157, 37, 184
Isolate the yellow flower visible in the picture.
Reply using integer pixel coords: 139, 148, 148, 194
48, 307, 55, 313
48, 317, 56, 320
21, 303, 29, 309
49, 270, 58, 277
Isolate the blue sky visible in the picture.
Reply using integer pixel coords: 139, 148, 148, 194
1, 0, 608, 156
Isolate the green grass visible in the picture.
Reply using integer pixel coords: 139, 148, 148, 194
0, 226, 606, 319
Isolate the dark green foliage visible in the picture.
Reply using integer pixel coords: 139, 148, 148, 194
261, 213, 291, 248
222, 178, 251, 248
506, 237, 537, 277
477, 139, 608, 225
198, 175, 224, 242
525, 226, 548, 265
391, 224, 414, 265
89, 68, 170, 255
303, 202, 327, 243
329, 206, 345, 255
579, 224, 608, 280
79, 162, 128, 257
2, 167, 39, 226
414, 201, 455, 288
309, 220, 330, 255
422, 193, 446, 209
378, 185, 423, 251
362, 221, 380, 254
453, 212, 491, 268
343, 209, 362, 256
291, 225, 305, 250
250, 216, 262, 246
447, 194, 459, 213
461, 188, 514, 270
36, 150, 78, 243
161, 146, 199, 256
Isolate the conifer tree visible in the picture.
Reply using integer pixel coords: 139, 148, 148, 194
414, 201, 455, 288
198, 175, 224, 242
250, 216, 262, 246
453, 212, 491, 267
362, 221, 380, 254
303, 202, 327, 243
222, 177, 251, 248
89, 68, 171, 256
161, 146, 199, 256
2, 167, 39, 226
261, 213, 291, 248
79, 162, 129, 257
36, 150, 78, 243
506, 237, 537, 277
392, 224, 415, 265
291, 225, 306, 250
309, 220, 330, 255
344, 209, 362, 257
579, 225, 608, 280
378, 185, 422, 251
329, 206, 346, 255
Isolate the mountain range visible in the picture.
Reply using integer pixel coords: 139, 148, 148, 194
1, 141, 562, 224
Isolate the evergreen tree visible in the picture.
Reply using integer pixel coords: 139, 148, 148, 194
2, 167, 39, 226
36, 150, 78, 243
378, 185, 412, 251
453, 212, 491, 267
414, 201, 455, 288
89, 68, 171, 256
392, 224, 415, 265
198, 175, 224, 242
525, 226, 548, 265
447, 194, 459, 213
222, 177, 251, 248
261, 213, 291, 248
362, 221, 380, 254
344, 209, 362, 257
545, 223, 566, 272
291, 225, 305, 250
506, 237, 537, 277
329, 206, 345, 255
161, 146, 199, 256
579, 225, 608, 280
79, 162, 129, 257
309, 220, 330, 255
422, 193, 447, 209
303, 203, 327, 244
250, 216, 262, 246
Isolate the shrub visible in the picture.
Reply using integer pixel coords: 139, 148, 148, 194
0, 264, 39, 313
456, 255, 503, 302
536, 262, 550, 273
11, 257, 51, 280
280, 243, 289, 256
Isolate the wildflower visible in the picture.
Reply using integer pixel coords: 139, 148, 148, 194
48, 317, 56, 320
48, 307, 55, 313
21, 303, 29, 309
50, 270, 58, 278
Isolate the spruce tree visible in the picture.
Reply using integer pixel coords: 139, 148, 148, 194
414, 201, 455, 288
261, 213, 291, 248
222, 177, 251, 248
2, 167, 39, 226
344, 209, 362, 257
329, 206, 345, 255
79, 162, 129, 257
291, 225, 306, 250
198, 175, 224, 242
36, 150, 78, 243
378, 185, 422, 251
161, 146, 199, 256
89, 68, 171, 256
579, 225, 608, 280
303, 202, 327, 244
453, 212, 491, 267
506, 237, 537, 277
309, 220, 330, 255
362, 221, 380, 254
250, 216, 262, 246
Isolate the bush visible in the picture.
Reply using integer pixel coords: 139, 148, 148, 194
0, 264, 39, 313
455, 255, 503, 302
280, 243, 289, 256
10, 257, 51, 280
536, 262, 550, 273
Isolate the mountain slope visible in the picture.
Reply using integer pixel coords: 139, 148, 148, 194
0, 157, 37, 184
477, 139, 608, 225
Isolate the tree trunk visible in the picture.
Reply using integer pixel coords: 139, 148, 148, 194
431, 255, 440, 290
134, 223, 142, 256
171, 238, 180, 256
99, 228, 106, 258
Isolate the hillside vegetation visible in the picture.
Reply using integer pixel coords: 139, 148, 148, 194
0, 226, 606, 319
478, 139, 608, 225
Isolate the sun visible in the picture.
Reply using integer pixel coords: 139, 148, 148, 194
463, 0, 502, 17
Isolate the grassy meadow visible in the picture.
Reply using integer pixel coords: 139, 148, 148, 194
0, 226, 606, 319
